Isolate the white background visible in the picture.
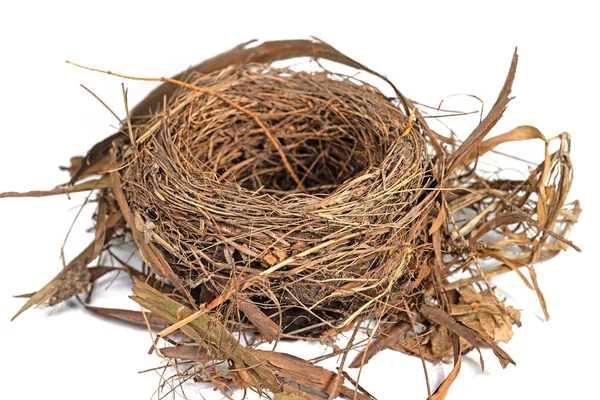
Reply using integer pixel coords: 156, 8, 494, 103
1, 1, 598, 399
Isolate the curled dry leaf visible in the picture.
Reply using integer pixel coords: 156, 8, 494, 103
389, 288, 520, 366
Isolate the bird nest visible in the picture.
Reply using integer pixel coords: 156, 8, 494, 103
121, 64, 429, 335
4, 39, 581, 399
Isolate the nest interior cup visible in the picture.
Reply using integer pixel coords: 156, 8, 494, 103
122, 64, 431, 333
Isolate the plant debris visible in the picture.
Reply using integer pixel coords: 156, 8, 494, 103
3, 38, 581, 399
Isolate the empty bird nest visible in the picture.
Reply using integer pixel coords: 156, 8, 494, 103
3, 39, 581, 400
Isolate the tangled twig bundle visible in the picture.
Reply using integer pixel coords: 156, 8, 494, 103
3, 39, 581, 399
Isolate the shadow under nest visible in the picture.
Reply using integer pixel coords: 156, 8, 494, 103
4, 39, 581, 400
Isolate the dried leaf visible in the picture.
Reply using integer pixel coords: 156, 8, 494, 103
468, 212, 526, 241
349, 322, 410, 368
48, 261, 91, 306
429, 206, 446, 235
453, 288, 521, 343
0, 175, 110, 198
86, 305, 170, 326
160, 345, 207, 361
463, 125, 546, 166
12, 292, 36, 299
237, 298, 280, 343
446, 48, 519, 176
88, 266, 119, 282
10, 221, 127, 321
11, 278, 62, 321
253, 350, 341, 398
430, 355, 462, 400
421, 303, 515, 369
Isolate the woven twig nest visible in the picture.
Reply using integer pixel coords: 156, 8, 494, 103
3, 39, 581, 399
122, 64, 429, 334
